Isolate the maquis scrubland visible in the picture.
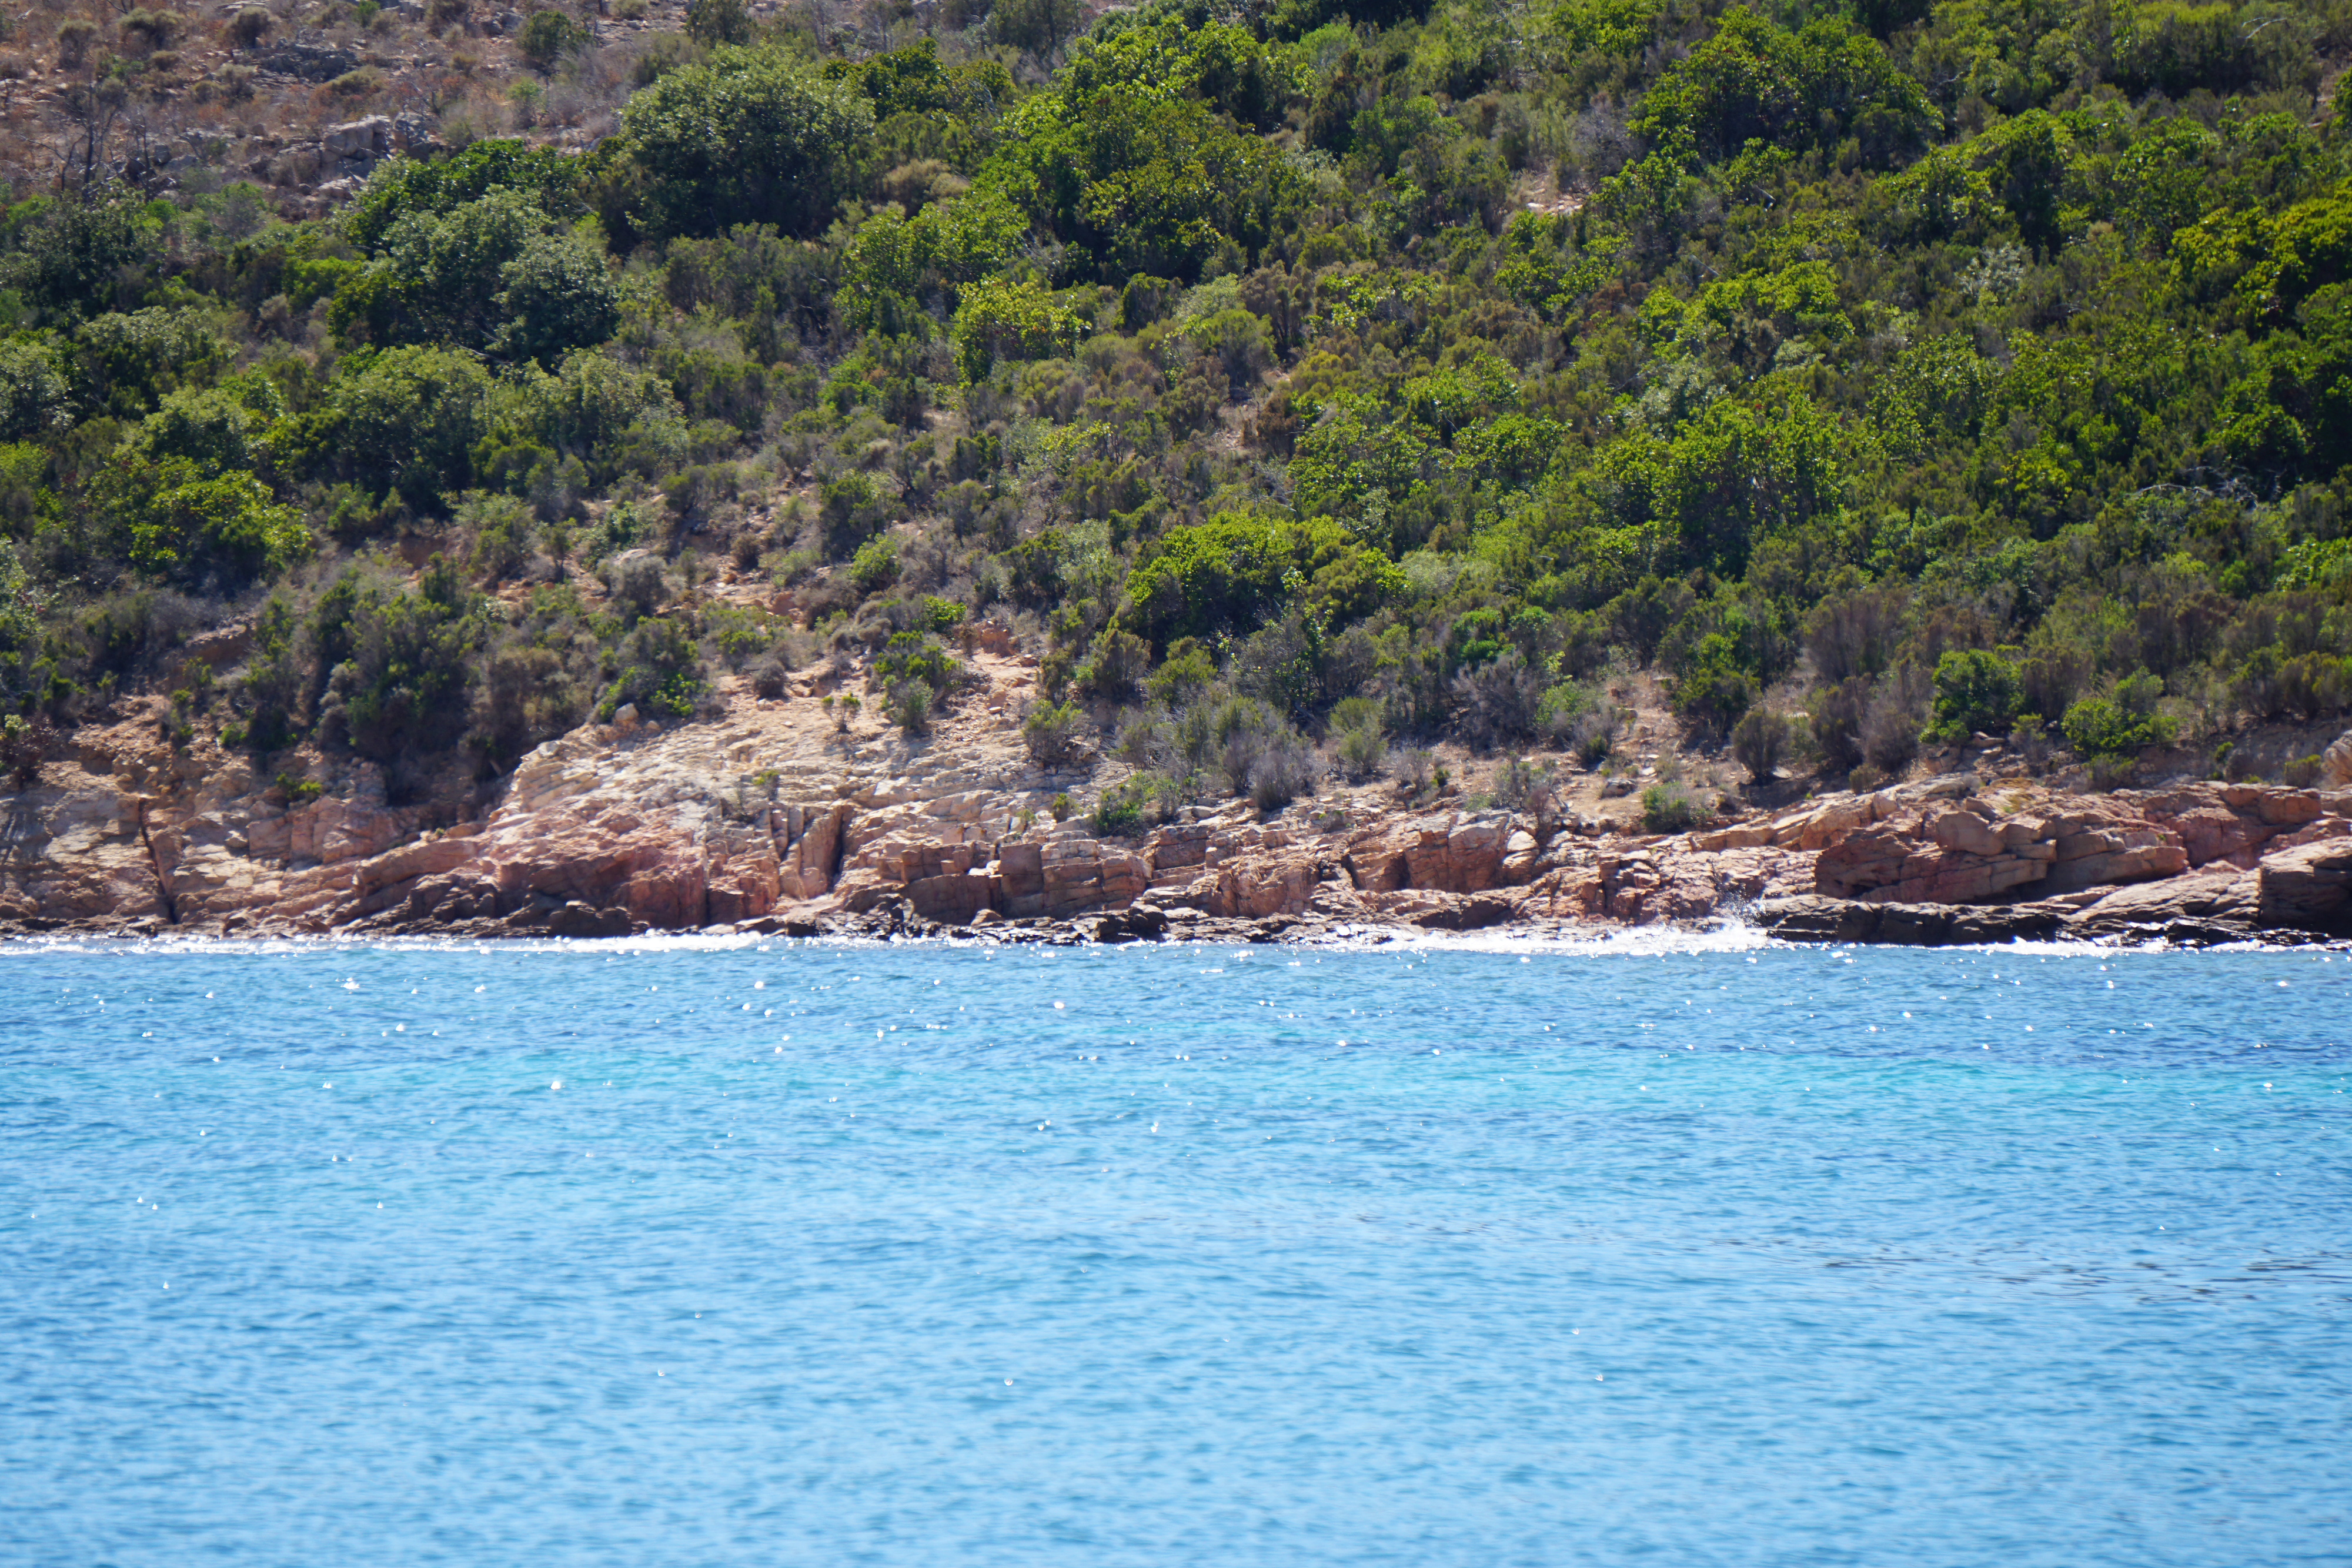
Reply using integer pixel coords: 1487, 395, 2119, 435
1, 0, 2348, 818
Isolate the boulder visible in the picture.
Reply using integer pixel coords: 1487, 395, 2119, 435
1094, 902, 1169, 942
547, 901, 632, 938
2257, 838, 2352, 931
2067, 868, 2259, 942
2327, 730, 2352, 788
1752, 895, 2065, 946
323, 116, 393, 161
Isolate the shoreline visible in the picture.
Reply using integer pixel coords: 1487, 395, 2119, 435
6, 676, 2348, 955
7, 898, 2345, 951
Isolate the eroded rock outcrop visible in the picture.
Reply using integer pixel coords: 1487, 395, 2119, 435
6, 683, 2349, 947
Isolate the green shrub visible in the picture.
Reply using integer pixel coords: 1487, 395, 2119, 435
1641, 780, 1708, 834
225, 7, 271, 48
949, 278, 1083, 382
1929, 647, 2022, 740
1147, 637, 1218, 706
2061, 696, 2176, 760
821, 472, 890, 559
1493, 753, 1552, 810
1119, 513, 1398, 648
683, 0, 753, 46
918, 595, 966, 636
849, 535, 900, 593
462, 493, 534, 581
2276, 653, 2352, 723
1730, 707, 1795, 783
519, 8, 585, 70
1023, 698, 1082, 765
1336, 723, 1385, 778
1091, 778, 1150, 837
325, 346, 495, 507
1, 711, 54, 786
874, 630, 956, 694
609, 45, 873, 242
1332, 696, 1385, 780
887, 678, 930, 733
315, 557, 483, 761
597, 615, 705, 720
115, 467, 312, 586
701, 602, 781, 666
230, 594, 305, 752
1247, 732, 1319, 811
1670, 636, 1755, 740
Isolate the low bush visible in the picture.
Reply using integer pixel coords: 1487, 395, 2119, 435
1091, 778, 1150, 837
1022, 698, 1081, 765
887, 679, 930, 734
314, 557, 483, 763
1671, 647, 1755, 741
597, 614, 706, 720
1452, 646, 1542, 751
1928, 648, 2022, 740
1, 711, 55, 785
1492, 753, 1552, 812
519, 8, 586, 70
1569, 701, 1620, 768
1861, 668, 1930, 773
850, 535, 899, 594
1641, 780, 1708, 834
2061, 696, 2176, 760
1730, 707, 1795, 783
874, 631, 957, 696
1248, 732, 1319, 811
1337, 723, 1385, 779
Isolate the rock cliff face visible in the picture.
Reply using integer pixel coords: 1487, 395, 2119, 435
4, 688, 2349, 947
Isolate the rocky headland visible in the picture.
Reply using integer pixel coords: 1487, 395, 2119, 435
6, 648, 2350, 951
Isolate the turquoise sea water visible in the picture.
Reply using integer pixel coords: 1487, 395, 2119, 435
2, 933, 2347, 1567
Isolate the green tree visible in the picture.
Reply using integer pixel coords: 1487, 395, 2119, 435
346, 139, 585, 252
519, 8, 586, 71
1629, 8, 1932, 166
325, 346, 496, 506
612, 45, 873, 242
948, 278, 1081, 382
316, 556, 484, 760
1119, 513, 1396, 648
1929, 648, 2022, 739
683, 0, 752, 46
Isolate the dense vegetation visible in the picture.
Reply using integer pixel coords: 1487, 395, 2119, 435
3, 0, 2351, 806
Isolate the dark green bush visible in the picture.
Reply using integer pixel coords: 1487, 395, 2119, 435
875, 631, 956, 694
1731, 707, 1795, 783
316, 557, 483, 761
599, 615, 705, 720
519, 8, 586, 71
1022, 698, 1081, 765
1929, 648, 2022, 740
1641, 780, 1708, 834
1090, 780, 1150, 838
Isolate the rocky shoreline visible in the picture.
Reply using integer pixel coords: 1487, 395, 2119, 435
4, 664, 2348, 951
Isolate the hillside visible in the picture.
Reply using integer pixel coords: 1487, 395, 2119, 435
3, 0, 2352, 924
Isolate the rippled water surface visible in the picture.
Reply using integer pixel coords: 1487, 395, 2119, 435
3, 934, 2348, 1567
